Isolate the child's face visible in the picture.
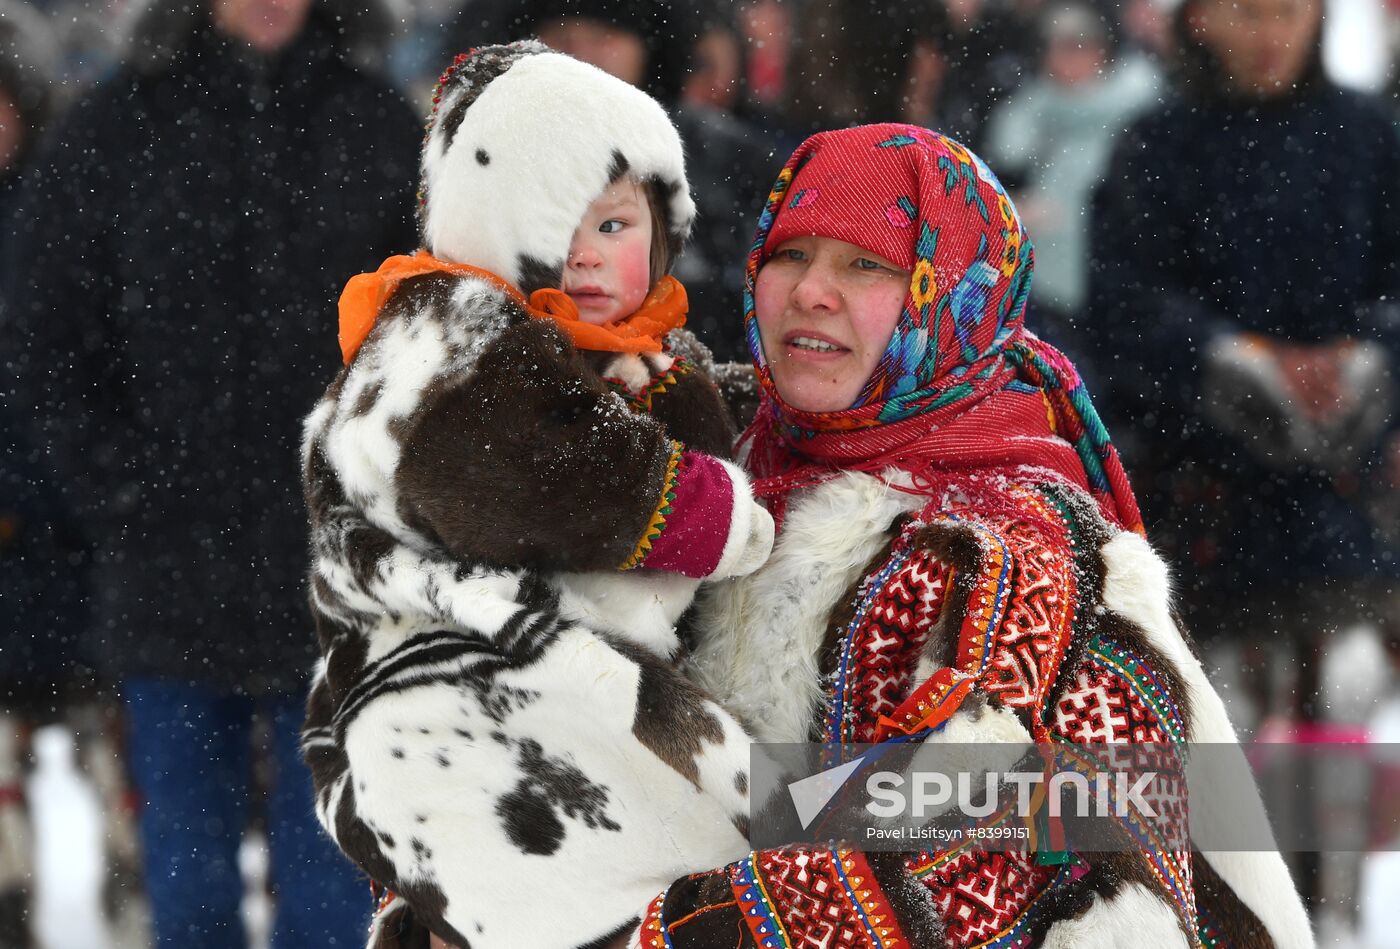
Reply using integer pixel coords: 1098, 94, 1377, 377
564, 178, 654, 326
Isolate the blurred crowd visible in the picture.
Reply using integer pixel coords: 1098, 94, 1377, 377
2, 0, 1400, 946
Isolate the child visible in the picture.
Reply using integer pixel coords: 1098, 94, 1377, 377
299, 42, 767, 948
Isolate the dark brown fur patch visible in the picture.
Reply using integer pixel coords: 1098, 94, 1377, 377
604, 636, 726, 789
708, 362, 762, 430
631, 666, 725, 788
910, 522, 987, 671
395, 318, 670, 572
867, 853, 948, 948
367, 902, 432, 949
1193, 851, 1280, 948
656, 872, 750, 946
642, 369, 736, 458
516, 254, 561, 295
606, 149, 630, 183
351, 378, 385, 418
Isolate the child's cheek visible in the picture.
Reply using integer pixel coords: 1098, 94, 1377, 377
618, 235, 653, 309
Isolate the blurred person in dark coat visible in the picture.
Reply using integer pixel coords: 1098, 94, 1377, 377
0, 5, 97, 945
1089, 0, 1400, 909
449, 0, 776, 362
0, 1, 420, 945
1091, 0, 1400, 664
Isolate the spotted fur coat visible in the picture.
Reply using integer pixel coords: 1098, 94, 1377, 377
299, 42, 767, 948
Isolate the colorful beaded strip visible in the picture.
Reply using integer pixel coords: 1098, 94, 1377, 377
639, 887, 675, 949
634, 357, 693, 413
828, 549, 912, 744
418, 51, 473, 208
732, 853, 791, 948
833, 849, 905, 949
620, 440, 684, 570
604, 357, 694, 414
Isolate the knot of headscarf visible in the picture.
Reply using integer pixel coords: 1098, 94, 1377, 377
738, 124, 1143, 535
338, 250, 688, 365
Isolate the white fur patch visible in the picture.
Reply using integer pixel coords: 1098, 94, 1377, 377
1099, 531, 1314, 948
1040, 882, 1190, 948
690, 470, 926, 743
709, 459, 774, 580
927, 701, 1032, 746
550, 570, 699, 659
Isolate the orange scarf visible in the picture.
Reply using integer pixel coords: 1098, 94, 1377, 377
338, 250, 687, 365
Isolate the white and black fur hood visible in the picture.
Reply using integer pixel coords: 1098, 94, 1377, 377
419, 41, 696, 293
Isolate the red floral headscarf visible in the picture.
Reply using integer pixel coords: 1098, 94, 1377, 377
739, 124, 1143, 535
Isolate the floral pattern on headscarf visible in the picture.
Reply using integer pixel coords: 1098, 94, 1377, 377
740, 124, 1144, 535
745, 124, 1034, 436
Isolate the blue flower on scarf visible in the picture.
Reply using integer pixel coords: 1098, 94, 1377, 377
949, 261, 1000, 362
885, 322, 931, 398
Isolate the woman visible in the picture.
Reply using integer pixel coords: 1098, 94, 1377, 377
624, 123, 1310, 949
406, 123, 1311, 947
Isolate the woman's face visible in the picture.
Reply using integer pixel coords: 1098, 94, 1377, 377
755, 236, 908, 413
211, 0, 313, 53
1189, 0, 1321, 97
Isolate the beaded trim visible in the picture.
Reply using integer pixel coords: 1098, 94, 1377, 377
640, 887, 675, 949
732, 853, 791, 948
620, 440, 684, 570
833, 849, 905, 949
633, 357, 692, 413
418, 51, 473, 209
604, 357, 694, 414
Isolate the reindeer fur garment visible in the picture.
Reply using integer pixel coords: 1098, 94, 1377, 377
300, 43, 759, 949
688, 469, 1313, 949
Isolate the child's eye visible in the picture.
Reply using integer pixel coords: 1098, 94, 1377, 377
776, 248, 806, 262
599, 219, 625, 234
855, 257, 885, 272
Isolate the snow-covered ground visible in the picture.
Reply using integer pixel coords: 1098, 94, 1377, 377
28, 726, 271, 949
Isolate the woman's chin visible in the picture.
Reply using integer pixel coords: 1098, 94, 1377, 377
774, 384, 856, 414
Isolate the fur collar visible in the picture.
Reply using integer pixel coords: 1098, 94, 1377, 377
689, 470, 926, 744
